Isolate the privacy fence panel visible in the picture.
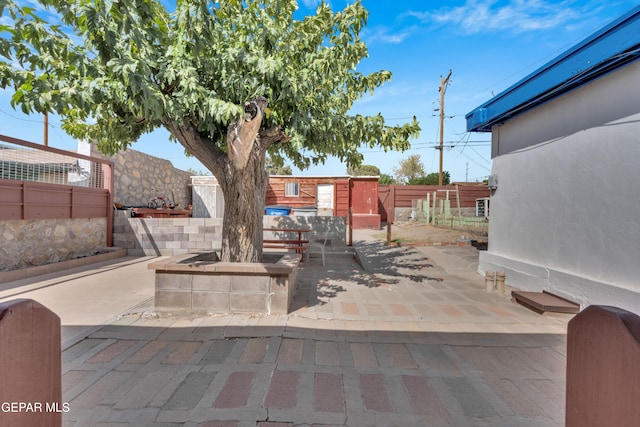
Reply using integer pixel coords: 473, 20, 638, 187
0, 179, 111, 221
0, 134, 114, 246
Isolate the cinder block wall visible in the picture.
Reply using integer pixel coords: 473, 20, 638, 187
113, 211, 222, 256
263, 215, 346, 243
114, 213, 347, 256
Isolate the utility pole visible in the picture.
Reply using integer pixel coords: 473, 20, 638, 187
44, 113, 49, 146
438, 69, 452, 186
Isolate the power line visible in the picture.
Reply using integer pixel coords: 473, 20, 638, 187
384, 113, 466, 122
415, 139, 490, 146
359, 139, 489, 154
468, 145, 491, 164
460, 150, 491, 172
0, 108, 45, 123
455, 132, 473, 156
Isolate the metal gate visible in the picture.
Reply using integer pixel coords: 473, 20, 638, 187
378, 185, 394, 223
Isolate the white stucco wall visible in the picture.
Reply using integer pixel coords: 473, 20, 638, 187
479, 60, 640, 314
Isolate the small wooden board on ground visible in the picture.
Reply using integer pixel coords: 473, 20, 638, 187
512, 290, 580, 314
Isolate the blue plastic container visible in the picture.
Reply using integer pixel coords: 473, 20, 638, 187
265, 206, 292, 216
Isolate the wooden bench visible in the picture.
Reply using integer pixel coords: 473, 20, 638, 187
263, 228, 311, 255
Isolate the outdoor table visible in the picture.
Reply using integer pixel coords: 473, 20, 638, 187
263, 227, 311, 254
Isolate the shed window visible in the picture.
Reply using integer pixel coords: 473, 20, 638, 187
285, 182, 299, 197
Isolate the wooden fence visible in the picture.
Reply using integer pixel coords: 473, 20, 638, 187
0, 179, 111, 220
378, 184, 490, 222
0, 135, 114, 245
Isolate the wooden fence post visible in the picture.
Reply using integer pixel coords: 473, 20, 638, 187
388, 185, 395, 223
348, 207, 353, 246
0, 299, 62, 427
102, 162, 114, 247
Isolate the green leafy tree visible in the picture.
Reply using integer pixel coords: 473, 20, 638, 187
408, 171, 450, 185
429, 171, 450, 185
187, 168, 209, 176
393, 154, 425, 184
266, 156, 292, 175
378, 174, 396, 184
0, 0, 419, 262
346, 164, 380, 176
407, 176, 430, 185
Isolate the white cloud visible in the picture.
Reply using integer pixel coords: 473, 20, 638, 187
362, 26, 413, 44
17, 0, 49, 13
408, 0, 581, 35
1, 0, 63, 26
300, 0, 324, 9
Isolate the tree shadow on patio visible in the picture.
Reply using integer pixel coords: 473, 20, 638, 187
291, 239, 445, 309
352, 239, 444, 284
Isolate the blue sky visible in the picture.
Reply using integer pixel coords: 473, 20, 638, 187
1, 0, 638, 181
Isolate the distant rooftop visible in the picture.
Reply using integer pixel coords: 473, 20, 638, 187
466, 5, 640, 132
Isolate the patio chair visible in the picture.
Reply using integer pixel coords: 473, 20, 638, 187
305, 231, 330, 266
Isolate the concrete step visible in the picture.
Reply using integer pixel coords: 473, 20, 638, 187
512, 290, 580, 314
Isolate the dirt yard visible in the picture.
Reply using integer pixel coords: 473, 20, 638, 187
373, 221, 488, 245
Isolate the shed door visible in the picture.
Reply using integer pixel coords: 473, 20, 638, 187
317, 184, 334, 216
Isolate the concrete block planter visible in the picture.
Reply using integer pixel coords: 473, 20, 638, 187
148, 252, 300, 315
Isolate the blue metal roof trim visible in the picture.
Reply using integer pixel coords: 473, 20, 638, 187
466, 5, 640, 132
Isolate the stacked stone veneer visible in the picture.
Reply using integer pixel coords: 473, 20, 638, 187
113, 211, 222, 256
0, 218, 107, 272
149, 252, 300, 315
89, 144, 192, 208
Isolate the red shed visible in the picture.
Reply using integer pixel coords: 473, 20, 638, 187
265, 175, 380, 229
349, 177, 380, 229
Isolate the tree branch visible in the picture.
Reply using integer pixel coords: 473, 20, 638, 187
165, 119, 228, 179
227, 96, 268, 171
258, 125, 291, 148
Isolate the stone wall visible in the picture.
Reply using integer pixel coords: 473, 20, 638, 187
0, 218, 107, 272
87, 142, 193, 208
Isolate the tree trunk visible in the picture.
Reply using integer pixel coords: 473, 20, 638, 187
218, 152, 267, 263
166, 96, 287, 263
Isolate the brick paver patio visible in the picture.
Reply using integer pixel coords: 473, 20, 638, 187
58, 234, 571, 426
